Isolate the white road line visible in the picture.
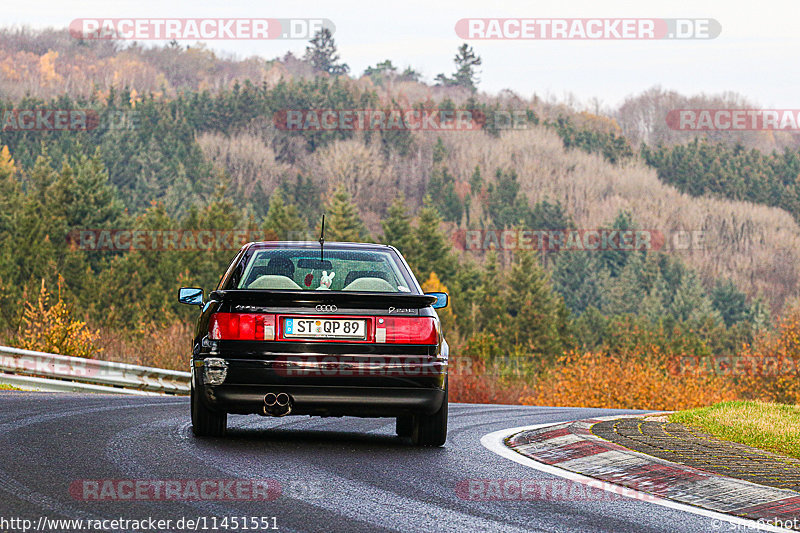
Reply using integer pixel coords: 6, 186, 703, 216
481, 423, 789, 533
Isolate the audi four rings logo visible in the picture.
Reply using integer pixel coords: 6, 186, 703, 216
315, 305, 337, 312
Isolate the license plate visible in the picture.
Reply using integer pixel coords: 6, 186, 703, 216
283, 318, 366, 339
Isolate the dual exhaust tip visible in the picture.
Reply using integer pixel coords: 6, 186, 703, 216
263, 392, 292, 416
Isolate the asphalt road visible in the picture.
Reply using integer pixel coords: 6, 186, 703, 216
0, 392, 731, 532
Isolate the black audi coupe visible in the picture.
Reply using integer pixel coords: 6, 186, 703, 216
179, 241, 450, 446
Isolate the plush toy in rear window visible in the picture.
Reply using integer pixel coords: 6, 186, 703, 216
317, 270, 335, 290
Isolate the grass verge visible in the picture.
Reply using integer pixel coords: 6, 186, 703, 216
0, 384, 21, 390
670, 400, 800, 459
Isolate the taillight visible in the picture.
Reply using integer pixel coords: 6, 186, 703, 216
209, 313, 276, 340
376, 317, 438, 344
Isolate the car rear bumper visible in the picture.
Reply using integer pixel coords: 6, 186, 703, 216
201, 384, 446, 416
194, 356, 447, 417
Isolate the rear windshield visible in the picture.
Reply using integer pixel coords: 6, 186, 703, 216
236, 248, 418, 293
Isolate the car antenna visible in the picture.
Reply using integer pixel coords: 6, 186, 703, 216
319, 214, 325, 262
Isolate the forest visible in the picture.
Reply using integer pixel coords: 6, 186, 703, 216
3, 28, 800, 409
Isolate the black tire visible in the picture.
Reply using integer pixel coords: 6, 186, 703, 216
411, 381, 448, 447
396, 415, 413, 438
191, 383, 227, 437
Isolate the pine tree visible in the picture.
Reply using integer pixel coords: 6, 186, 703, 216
48, 151, 122, 229
452, 43, 482, 91
669, 271, 720, 325
432, 137, 447, 164
304, 29, 349, 75
0, 154, 64, 329
640, 275, 670, 324
279, 174, 321, 225
427, 137, 462, 222
571, 305, 608, 350
504, 250, 563, 362
263, 189, 307, 240
747, 297, 771, 333
428, 165, 462, 223
182, 185, 247, 292
0, 146, 20, 328
0, 145, 18, 235
601, 253, 646, 316
381, 196, 417, 258
474, 251, 506, 333
28, 152, 60, 205
551, 251, 602, 315
324, 184, 369, 242
486, 168, 531, 228
435, 43, 482, 92
469, 165, 483, 195
363, 60, 397, 85
412, 197, 457, 282
449, 256, 482, 334
711, 279, 750, 327
93, 203, 195, 329
526, 199, 571, 231
598, 210, 635, 277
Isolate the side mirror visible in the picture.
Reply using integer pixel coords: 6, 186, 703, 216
425, 292, 448, 309
179, 287, 203, 306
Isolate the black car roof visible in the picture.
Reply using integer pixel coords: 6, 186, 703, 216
243, 241, 395, 251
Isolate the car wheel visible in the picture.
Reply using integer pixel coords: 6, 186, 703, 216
411, 380, 448, 447
396, 415, 413, 438
191, 383, 227, 437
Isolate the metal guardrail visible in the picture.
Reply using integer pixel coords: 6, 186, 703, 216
0, 345, 191, 395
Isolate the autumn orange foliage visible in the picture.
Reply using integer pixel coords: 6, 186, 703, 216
521, 349, 741, 411
94, 321, 193, 370
448, 354, 530, 404
734, 305, 800, 404
506, 306, 800, 409
15, 279, 100, 358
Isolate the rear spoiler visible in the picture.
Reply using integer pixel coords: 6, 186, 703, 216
210, 290, 437, 308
